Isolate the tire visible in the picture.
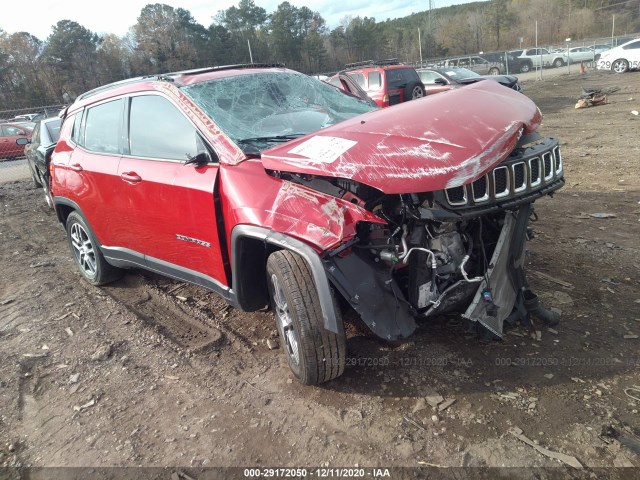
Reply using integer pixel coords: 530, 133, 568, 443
29, 163, 42, 188
65, 211, 122, 285
519, 62, 531, 73
405, 82, 425, 101
266, 250, 346, 385
42, 175, 53, 209
488, 67, 500, 75
553, 58, 564, 68
611, 59, 629, 74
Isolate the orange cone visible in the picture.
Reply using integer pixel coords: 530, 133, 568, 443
580, 61, 585, 74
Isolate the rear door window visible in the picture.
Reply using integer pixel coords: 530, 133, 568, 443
367, 71, 382, 90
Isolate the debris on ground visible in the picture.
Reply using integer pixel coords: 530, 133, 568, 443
509, 427, 583, 468
575, 87, 619, 109
588, 213, 617, 219
438, 398, 456, 412
425, 393, 444, 409
73, 398, 96, 412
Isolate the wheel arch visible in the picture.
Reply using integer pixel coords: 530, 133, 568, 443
230, 225, 340, 334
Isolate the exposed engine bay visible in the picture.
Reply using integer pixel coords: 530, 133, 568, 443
272, 136, 565, 341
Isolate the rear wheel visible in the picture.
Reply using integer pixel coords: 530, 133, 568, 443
519, 62, 531, 73
611, 59, 629, 74
553, 58, 564, 68
405, 82, 425, 101
66, 211, 122, 285
266, 250, 346, 385
488, 67, 500, 75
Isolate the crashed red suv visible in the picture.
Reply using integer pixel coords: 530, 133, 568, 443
50, 65, 564, 385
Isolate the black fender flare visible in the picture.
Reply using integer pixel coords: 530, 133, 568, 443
230, 225, 339, 334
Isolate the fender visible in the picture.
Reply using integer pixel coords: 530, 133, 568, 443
231, 225, 339, 334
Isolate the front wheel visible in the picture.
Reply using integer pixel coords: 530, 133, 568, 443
488, 67, 500, 75
66, 212, 122, 285
519, 62, 531, 73
611, 59, 629, 74
266, 250, 346, 385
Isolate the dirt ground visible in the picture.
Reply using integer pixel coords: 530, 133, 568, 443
1, 69, 639, 478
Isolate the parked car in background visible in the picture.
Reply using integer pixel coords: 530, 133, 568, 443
0, 122, 32, 159
597, 38, 640, 73
510, 48, 566, 68
19, 117, 62, 207
416, 66, 522, 95
433, 55, 503, 75
49, 64, 563, 385
324, 73, 378, 107
563, 46, 597, 64
480, 52, 532, 73
13, 113, 44, 122
343, 60, 425, 107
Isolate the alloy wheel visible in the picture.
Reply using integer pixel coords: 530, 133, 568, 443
271, 273, 300, 366
70, 223, 97, 277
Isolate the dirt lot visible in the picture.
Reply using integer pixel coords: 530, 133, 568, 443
1, 69, 639, 477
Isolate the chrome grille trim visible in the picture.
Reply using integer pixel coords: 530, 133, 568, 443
529, 157, 541, 187
472, 176, 489, 202
493, 166, 510, 198
543, 152, 553, 180
553, 146, 562, 174
442, 142, 562, 208
445, 186, 467, 206
513, 162, 527, 193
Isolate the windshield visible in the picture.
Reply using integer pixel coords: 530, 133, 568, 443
442, 67, 480, 79
182, 71, 377, 153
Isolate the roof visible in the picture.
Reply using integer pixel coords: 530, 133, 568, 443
67, 64, 290, 115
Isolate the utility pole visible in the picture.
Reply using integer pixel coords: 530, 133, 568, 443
418, 28, 423, 65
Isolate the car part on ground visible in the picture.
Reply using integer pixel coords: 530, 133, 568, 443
50, 64, 564, 384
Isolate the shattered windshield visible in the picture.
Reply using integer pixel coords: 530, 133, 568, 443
182, 71, 377, 154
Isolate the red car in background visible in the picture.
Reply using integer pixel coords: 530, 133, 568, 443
0, 122, 32, 159
340, 60, 426, 107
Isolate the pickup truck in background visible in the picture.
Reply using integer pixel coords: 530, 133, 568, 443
509, 48, 566, 68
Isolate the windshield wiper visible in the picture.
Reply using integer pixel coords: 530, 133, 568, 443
237, 133, 306, 144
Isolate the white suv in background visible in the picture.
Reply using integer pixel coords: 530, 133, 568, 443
597, 38, 640, 73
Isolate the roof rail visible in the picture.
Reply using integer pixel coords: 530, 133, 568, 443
344, 58, 400, 69
74, 63, 287, 103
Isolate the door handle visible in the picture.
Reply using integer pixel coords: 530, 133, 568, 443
69, 163, 83, 172
121, 172, 142, 183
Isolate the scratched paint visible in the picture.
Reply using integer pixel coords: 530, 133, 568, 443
261, 80, 542, 194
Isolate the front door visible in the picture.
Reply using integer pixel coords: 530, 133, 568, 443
113, 94, 228, 286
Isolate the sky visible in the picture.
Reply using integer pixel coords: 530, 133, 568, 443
0, 0, 477, 41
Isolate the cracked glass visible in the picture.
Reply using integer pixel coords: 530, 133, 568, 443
182, 71, 377, 154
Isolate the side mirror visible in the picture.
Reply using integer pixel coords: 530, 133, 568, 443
184, 151, 211, 166
434, 78, 447, 85
16, 137, 30, 145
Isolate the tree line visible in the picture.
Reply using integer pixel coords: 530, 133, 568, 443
1, 0, 638, 109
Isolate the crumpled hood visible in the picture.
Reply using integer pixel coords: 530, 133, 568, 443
261, 80, 542, 194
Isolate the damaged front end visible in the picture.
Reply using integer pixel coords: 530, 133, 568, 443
273, 134, 564, 341
259, 80, 564, 341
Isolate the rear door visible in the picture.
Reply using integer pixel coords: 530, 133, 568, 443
113, 93, 227, 284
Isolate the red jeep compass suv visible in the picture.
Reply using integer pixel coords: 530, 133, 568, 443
51, 64, 564, 384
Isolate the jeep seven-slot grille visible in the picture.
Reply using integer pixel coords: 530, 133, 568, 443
443, 141, 562, 208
